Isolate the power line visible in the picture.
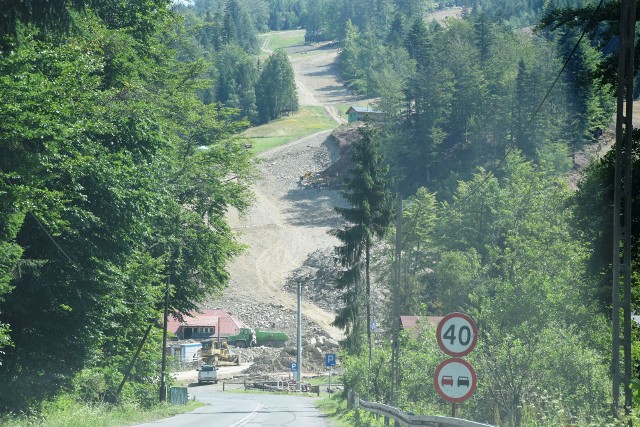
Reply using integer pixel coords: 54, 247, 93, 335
454, 0, 605, 206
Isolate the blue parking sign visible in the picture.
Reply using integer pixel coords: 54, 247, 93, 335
325, 353, 336, 367
290, 362, 298, 372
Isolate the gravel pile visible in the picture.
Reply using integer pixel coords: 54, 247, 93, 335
209, 293, 342, 376
206, 125, 401, 377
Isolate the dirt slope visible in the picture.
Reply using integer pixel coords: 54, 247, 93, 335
209, 35, 362, 342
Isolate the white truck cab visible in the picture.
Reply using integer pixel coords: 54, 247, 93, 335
197, 364, 218, 384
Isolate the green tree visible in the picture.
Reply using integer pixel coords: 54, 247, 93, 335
380, 187, 440, 316
216, 44, 259, 122
436, 154, 609, 423
255, 49, 298, 123
403, 20, 453, 185
0, 3, 255, 411
0, 0, 95, 47
332, 125, 393, 368
223, 0, 259, 53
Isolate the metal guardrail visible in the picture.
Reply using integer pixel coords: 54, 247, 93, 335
221, 379, 312, 393
349, 391, 494, 427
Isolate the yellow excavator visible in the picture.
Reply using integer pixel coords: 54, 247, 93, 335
200, 339, 240, 366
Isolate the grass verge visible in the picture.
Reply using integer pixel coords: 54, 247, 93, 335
316, 393, 392, 427
243, 106, 337, 154
0, 398, 204, 427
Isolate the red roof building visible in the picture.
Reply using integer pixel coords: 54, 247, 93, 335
167, 309, 245, 341
400, 315, 444, 337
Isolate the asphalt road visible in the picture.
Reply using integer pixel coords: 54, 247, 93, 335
131, 386, 330, 427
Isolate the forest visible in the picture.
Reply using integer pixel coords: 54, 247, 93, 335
0, 0, 638, 426
322, 0, 640, 425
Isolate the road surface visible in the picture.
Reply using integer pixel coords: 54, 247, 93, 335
131, 387, 330, 427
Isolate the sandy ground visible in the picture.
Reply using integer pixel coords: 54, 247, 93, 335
173, 364, 248, 384
217, 37, 364, 341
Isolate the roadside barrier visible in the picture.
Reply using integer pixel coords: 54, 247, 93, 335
347, 390, 494, 427
221, 378, 343, 397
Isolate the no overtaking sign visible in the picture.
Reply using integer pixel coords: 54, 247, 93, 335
433, 357, 477, 403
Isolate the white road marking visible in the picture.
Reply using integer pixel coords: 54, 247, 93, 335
229, 402, 265, 427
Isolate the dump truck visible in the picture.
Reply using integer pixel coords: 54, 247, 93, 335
200, 339, 240, 365
227, 328, 289, 348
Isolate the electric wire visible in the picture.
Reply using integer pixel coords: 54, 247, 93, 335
453, 0, 606, 206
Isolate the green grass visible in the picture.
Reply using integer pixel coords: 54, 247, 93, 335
260, 30, 305, 52
257, 30, 306, 61
306, 374, 343, 386
243, 106, 337, 154
0, 398, 204, 427
316, 394, 366, 427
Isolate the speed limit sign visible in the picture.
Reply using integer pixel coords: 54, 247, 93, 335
436, 312, 477, 357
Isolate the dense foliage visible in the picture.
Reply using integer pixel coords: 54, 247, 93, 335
1, 0, 639, 424
0, 0, 255, 413
173, 0, 298, 124
255, 49, 298, 123
338, 14, 614, 197
339, 154, 615, 424
324, 0, 638, 425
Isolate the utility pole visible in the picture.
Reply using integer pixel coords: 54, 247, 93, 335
613, 0, 635, 416
388, 195, 402, 427
160, 275, 170, 402
391, 195, 402, 411
297, 281, 302, 392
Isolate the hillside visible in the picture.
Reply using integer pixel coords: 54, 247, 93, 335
206, 35, 363, 371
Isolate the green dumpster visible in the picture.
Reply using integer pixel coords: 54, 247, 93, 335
170, 386, 188, 405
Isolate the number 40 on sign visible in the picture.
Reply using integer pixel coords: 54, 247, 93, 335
436, 312, 478, 357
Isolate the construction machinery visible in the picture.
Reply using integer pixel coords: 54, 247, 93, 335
227, 328, 289, 348
200, 339, 240, 366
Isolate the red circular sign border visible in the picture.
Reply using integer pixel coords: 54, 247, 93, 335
433, 357, 477, 403
436, 312, 478, 357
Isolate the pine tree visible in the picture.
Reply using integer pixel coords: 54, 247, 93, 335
255, 49, 298, 123
332, 125, 393, 362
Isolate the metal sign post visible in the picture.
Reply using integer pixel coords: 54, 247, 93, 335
326, 353, 336, 399
297, 282, 302, 391
613, 0, 636, 416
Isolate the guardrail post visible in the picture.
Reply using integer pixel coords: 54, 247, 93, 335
223, 381, 225, 392
244, 377, 247, 391
353, 392, 361, 424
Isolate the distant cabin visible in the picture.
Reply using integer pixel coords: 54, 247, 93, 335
346, 106, 384, 124
400, 315, 444, 337
167, 309, 244, 341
